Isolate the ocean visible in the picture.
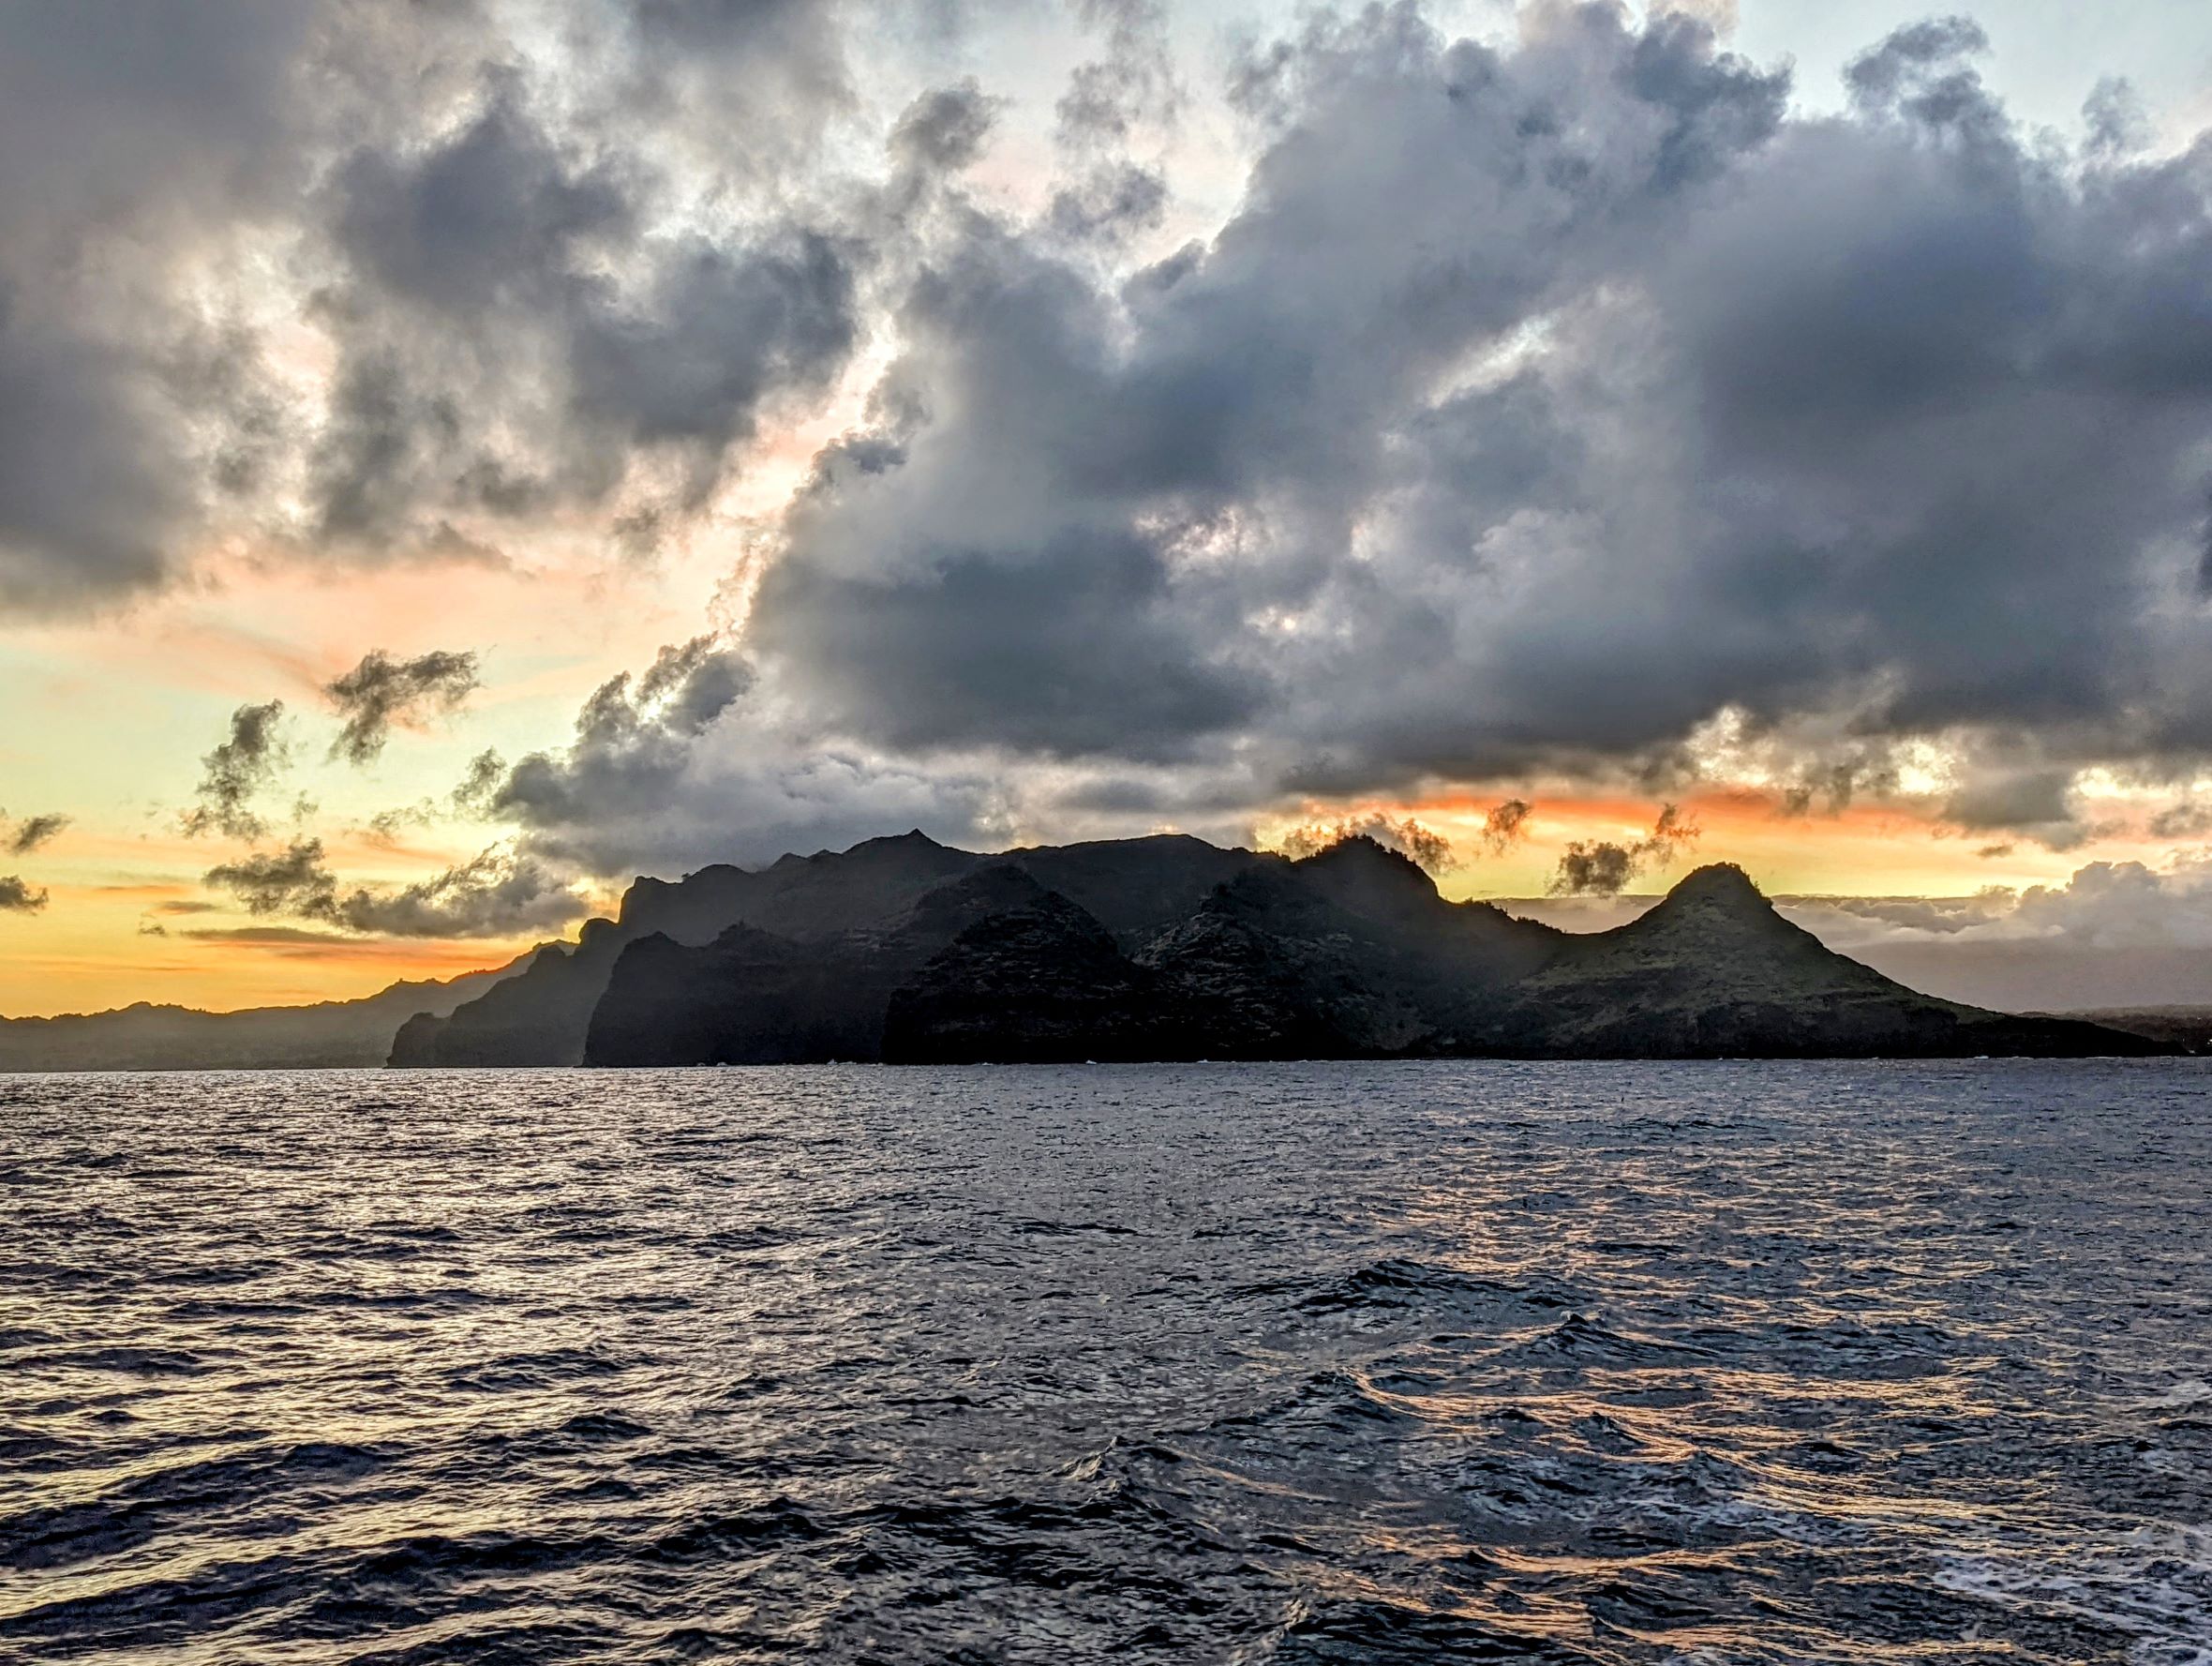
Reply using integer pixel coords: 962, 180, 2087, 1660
3, 1061, 2208, 1663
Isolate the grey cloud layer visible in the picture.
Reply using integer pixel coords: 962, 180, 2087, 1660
9, 3, 2212, 860
0, 0, 870, 605
480, 636, 1009, 875
745, 4, 2212, 832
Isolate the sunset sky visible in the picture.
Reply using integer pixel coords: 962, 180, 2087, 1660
6, 0, 2212, 1016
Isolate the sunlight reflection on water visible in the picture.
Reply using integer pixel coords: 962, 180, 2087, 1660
1, 1060, 2207, 1663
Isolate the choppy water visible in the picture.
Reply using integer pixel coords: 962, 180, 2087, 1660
3, 1062, 2209, 1664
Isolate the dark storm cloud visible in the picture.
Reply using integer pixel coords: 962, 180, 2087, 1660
325, 649, 482, 764
0, 0, 317, 608
566, 233, 859, 490
202, 835, 588, 938
0, 0, 868, 607
749, 2, 1795, 768
16, 1, 2212, 863
182, 702, 289, 840
315, 84, 863, 544
0, 876, 47, 914
723, 2, 2212, 848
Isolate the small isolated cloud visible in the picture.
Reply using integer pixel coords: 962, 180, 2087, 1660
181, 924, 360, 945
1481, 799, 1532, 854
354, 803, 435, 848
203, 838, 334, 916
3, 811, 68, 855
182, 701, 288, 839
1278, 813, 1456, 874
1550, 803, 1701, 895
325, 648, 481, 764
0, 875, 48, 913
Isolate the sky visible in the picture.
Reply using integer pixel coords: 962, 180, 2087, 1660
4, 0, 2212, 1017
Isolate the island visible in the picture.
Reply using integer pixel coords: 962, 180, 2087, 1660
384, 832, 2169, 1066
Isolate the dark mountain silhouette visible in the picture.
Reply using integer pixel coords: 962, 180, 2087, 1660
390, 833, 2168, 1066
0, 955, 532, 1073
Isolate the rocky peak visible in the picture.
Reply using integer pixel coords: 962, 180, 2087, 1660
1598, 863, 1820, 968
1290, 834, 1441, 916
1643, 863, 1774, 921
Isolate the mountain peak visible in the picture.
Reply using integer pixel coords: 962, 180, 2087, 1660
1617, 863, 1787, 942
1285, 833, 1442, 916
1293, 833, 1435, 884
1663, 863, 1767, 908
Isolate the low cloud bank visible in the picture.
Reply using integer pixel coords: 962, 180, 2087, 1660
1511, 858, 2212, 1010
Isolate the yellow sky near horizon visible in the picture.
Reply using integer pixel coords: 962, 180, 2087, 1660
1, 745, 2184, 1018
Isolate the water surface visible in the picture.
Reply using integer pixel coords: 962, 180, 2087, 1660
3, 1061, 2208, 1663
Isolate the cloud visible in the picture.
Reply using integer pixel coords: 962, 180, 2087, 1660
12, 3, 2212, 874
325, 648, 481, 763
890, 80, 998, 173
0, 0, 868, 609
202, 835, 589, 938
202, 838, 335, 917
2, 811, 68, 855
182, 701, 289, 839
0, 876, 48, 914
1792, 859, 2212, 955
0, 0, 318, 609
727, 3, 2212, 846
1481, 799, 1533, 854
1278, 814, 1456, 874
483, 635, 1008, 875
310, 81, 862, 548
1765, 857, 2212, 1009
1550, 803, 1700, 895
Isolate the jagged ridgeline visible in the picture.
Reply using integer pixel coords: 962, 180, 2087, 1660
389, 832, 2167, 1066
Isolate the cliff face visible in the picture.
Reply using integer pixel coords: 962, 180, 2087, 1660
585, 864, 1059, 1066
392, 834, 2175, 1068
388, 832, 996, 1068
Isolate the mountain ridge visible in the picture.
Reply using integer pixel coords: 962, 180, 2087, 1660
392, 834, 2168, 1067
0, 955, 536, 1073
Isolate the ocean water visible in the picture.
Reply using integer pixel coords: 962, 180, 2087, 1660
2, 1062, 2208, 1665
